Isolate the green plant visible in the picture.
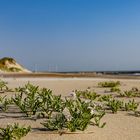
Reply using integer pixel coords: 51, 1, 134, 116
110, 87, 121, 93
106, 99, 124, 113
120, 91, 135, 97
98, 95, 113, 102
124, 99, 139, 111
39, 88, 65, 118
0, 123, 31, 140
119, 88, 140, 97
65, 97, 94, 132
66, 97, 106, 131
41, 96, 106, 133
93, 112, 106, 128
98, 81, 120, 88
75, 90, 100, 100
13, 83, 66, 118
66, 112, 93, 132
12, 83, 41, 117
41, 113, 67, 131
0, 96, 13, 112
0, 79, 8, 92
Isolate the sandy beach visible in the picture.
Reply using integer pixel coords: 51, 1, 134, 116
0, 77, 140, 140
1, 0, 140, 139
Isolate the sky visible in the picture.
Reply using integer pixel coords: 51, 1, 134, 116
0, 0, 140, 72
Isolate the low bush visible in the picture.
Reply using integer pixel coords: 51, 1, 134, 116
92, 112, 106, 128
106, 99, 124, 113
0, 96, 13, 112
12, 83, 41, 117
38, 88, 65, 118
42, 97, 106, 132
98, 81, 120, 88
119, 87, 140, 97
0, 123, 31, 140
41, 113, 67, 131
0, 79, 9, 92
110, 87, 121, 93
98, 95, 113, 102
75, 90, 100, 100
124, 99, 139, 111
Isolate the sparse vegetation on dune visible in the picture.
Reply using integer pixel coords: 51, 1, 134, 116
0, 57, 30, 73
75, 90, 100, 100
106, 99, 124, 113
124, 99, 139, 111
98, 81, 121, 88
0, 57, 16, 64
0, 79, 9, 92
0, 80, 140, 139
119, 87, 140, 97
110, 87, 121, 93
98, 95, 113, 102
41, 97, 105, 132
0, 123, 31, 140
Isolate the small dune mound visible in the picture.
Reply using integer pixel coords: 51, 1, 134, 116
0, 57, 31, 73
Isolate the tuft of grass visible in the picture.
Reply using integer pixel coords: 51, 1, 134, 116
124, 99, 139, 111
0, 79, 8, 92
0, 96, 13, 112
12, 83, 41, 117
75, 90, 100, 100
110, 87, 121, 93
92, 112, 106, 128
98, 81, 120, 88
98, 95, 113, 102
41, 113, 67, 131
0, 123, 31, 140
106, 99, 124, 113
119, 87, 140, 97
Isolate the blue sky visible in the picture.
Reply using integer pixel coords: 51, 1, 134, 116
0, 0, 140, 71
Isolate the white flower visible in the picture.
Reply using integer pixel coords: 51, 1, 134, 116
67, 115, 71, 121
85, 100, 89, 103
90, 110, 95, 115
87, 106, 92, 110
88, 106, 96, 115
69, 91, 77, 99
25, 89, 30, 93
86, 88, 91, 91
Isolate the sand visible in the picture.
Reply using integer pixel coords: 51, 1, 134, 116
0, 77, 140, 140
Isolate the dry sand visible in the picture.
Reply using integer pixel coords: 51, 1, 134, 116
0, 77, 140, 140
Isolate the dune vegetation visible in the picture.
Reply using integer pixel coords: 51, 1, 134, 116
0, 80, 140, 139
0, 57, 30, 73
